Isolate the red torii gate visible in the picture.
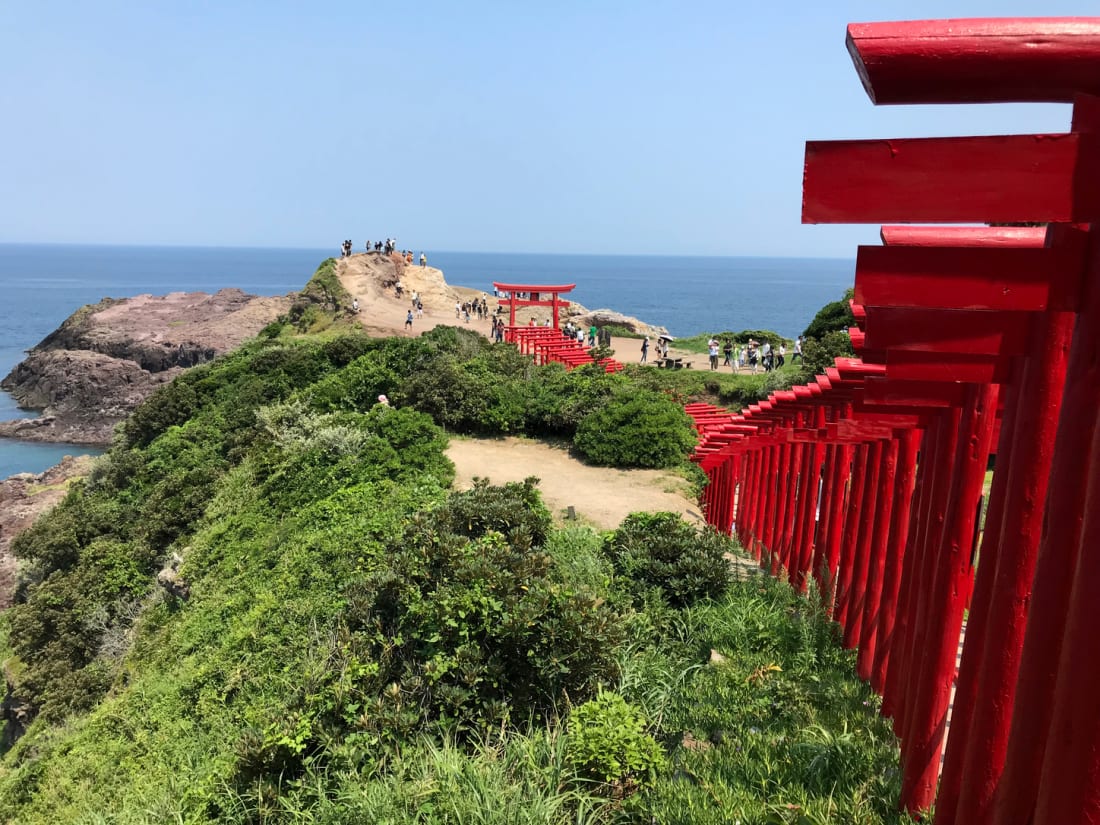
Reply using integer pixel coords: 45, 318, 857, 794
687, 16, 1100, 823
493, 281, 575, 330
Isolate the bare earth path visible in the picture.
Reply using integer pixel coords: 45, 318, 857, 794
446, 436, 703, 530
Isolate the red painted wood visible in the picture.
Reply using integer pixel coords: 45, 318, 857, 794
858, 436, 899, 681
832, 420, 897, 440
882, 420, 933, 726
880, 225, 1048, 247
897, 411, 957, 742
844, 440, 883, 650
803, 133, 1100, 224
863, 307, 1032, 355
779, 439, 804, 576
850, 410, 924, 428
882, 350, 1009, 384
769, 440, 797, 576
991, 247, 1100, 825
934, 369, 1023, 825
811, 443, 838, 592
854, 244, 1082, 312
872, 427, 922, 694
901, 384, 997, 814
951, 310, 1072, 825
846, 18, 1100, 105
492, 282, 576, 294
744, 450, 758, 547
835, 443, 870, 628
794, 406, 829, 591
1032, 403, 1100, 823
758, 443, 780, 561
823, 440, 855, 610
862, 378, 967, 408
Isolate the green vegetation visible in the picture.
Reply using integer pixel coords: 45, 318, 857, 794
0, 281, 911, 823
801, 289, 855, 340
676, 329, 788, 353
797, 289, 856, 379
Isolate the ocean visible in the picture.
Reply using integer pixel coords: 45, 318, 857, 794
0, 244, 853, 478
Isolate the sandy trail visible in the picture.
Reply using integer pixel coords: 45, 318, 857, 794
446, 436, 703, 530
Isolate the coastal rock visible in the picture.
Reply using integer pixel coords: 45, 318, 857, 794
0, 288, 292, 445
0, 454, 94, 609
563, 308, 668, 339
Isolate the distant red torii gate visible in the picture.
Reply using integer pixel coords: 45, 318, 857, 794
493, 282, 576, 329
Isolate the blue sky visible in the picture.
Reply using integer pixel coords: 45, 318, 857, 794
0, 2, 1092, 256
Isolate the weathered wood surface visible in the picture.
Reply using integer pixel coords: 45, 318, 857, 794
803, 133, 1100, 224
847, 18, 1100, 104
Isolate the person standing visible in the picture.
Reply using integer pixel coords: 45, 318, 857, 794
708, 337, 720, 371
640, 337, 649, 363
722, 339, 733, 367
793, 336, 803, 363
420, 253, 427, 267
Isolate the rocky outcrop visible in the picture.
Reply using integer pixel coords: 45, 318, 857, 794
0, 454, 94, 609
562, 308, 669, 339
0, 289, 292, 445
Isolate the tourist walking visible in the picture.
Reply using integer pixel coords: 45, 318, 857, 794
405, 310, 414, 332
722, 339, 733, 367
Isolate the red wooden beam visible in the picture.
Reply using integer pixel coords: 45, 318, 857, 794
863, 307, 1032, 355
803, 133, 1100, 224
492, 282, 576, 294
855, 245, 1084, 312
846, 18, 1100, 105
882, 350, 1010, 384
880, 225, 1049, 247
863, 378, 968, 408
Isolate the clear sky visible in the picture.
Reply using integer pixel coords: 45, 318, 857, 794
1, 2, 1093, 257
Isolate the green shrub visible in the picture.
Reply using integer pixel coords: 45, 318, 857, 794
345, 482, 622, 733
800, 329, 855, 379
605, 512, 733, 608
566, 691, 665, 793
573, 390, 696, 468
436, 477, 552, 547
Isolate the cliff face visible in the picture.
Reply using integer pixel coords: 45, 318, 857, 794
0, 288, 292, 445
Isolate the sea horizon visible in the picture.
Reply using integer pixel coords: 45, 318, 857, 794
0, 240, 857, 262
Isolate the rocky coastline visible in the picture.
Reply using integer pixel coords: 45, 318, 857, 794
0, 288, 293, 446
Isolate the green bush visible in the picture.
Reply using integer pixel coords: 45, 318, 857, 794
605, 512, 733, 608
573, 390, 696, 468
566, 691, 665, 793
800, 329, 855, 379
345, 482, 623, 733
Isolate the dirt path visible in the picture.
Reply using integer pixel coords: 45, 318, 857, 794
446, 436, 703, 530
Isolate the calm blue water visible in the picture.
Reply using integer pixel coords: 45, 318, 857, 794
0, 244, 853, 477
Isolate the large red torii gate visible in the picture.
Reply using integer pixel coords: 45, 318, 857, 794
492, 281, 575, 329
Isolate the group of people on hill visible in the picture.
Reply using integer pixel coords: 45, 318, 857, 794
700, 335, 803, 372
455, 297, 491, 322
340, 238, 427, 267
